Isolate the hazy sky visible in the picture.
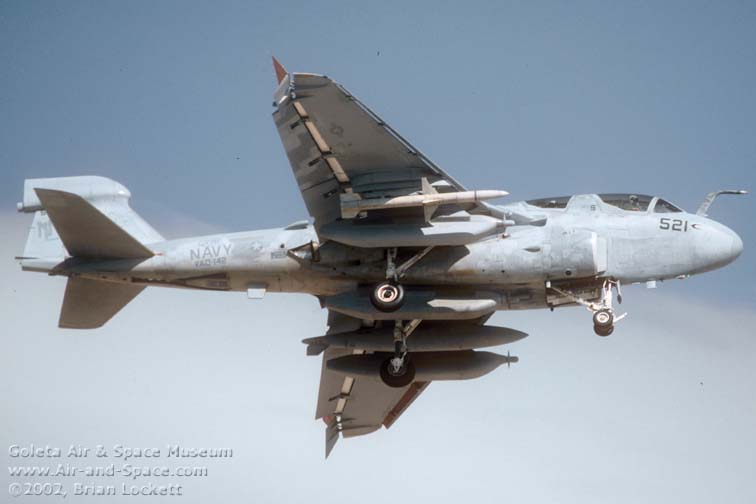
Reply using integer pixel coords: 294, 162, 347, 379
2, 1, 755, 502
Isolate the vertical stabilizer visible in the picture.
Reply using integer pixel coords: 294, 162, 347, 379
18, 176, 163, 244
20, 211, 66, 264
17, 176, 158, 328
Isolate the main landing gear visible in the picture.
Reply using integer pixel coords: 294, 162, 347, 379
547, 278, 626, 337
368, 248, 431, 387
370, 246, 434, 312
370, 281, 404, 312
380, 319, 421, 388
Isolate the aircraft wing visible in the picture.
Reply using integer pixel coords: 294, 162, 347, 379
316, 347, 430, 458
312, 311, 430, 457
271, 59, 471, 230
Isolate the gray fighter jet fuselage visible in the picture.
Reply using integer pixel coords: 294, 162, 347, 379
18, 183, 743, 323
16, 63, 747, 455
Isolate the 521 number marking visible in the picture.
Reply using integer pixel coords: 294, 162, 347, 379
659, 218, 689, 232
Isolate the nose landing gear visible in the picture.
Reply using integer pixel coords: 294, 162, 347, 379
547, 279, 626, 337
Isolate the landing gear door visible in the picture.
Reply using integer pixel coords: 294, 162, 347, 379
545, 227, 606, 279
593, 233, 608, 276
542, 236, 552, 277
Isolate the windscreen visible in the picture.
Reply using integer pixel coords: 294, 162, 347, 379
526, 196, 571, 209
598, 193, 653, 211
653, 198, 683, 213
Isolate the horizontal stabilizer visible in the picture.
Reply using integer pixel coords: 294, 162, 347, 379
35, 189, 154, 259
59, 277, 145, 329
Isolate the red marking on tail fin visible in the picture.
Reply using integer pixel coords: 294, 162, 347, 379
272, 56, 287, 84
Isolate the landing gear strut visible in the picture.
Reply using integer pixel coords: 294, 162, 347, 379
379, 320, 421, 388
547, 279, 626, 337
370, 247, 434, 313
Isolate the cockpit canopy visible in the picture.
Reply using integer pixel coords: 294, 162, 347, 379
526, 194, 683, 213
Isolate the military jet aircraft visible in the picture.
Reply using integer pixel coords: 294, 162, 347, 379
16, 59, 746, 456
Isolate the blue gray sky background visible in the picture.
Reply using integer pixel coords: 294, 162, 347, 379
2, 1, 755, 502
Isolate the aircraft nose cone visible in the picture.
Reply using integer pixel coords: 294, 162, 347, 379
698, 221, 743, 272
730, 229, 744, 260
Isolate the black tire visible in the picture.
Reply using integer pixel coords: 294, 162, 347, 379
370, 281, 405, 312
593, 309, 613, 328
380, 358, 416, 388
594, 324, 614, 337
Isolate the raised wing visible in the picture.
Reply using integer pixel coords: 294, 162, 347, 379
271, 59, 489, 231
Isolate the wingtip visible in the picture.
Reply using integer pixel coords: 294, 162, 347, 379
272, 56, 288, 85
324, 418, 340, 459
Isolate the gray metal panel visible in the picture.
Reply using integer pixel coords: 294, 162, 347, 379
337, 377, 413, 435
292, 74, 445, 182
324, 419, 340, 458
319, 214, 501, 248
59, 277, 145, 329
273, 92, 342, 226
314, 311, 365, 419
314, 347, 352, 420
304, 323, 527, 352
328, 350, 515, 381
21, 210, 66, 260
35, 189, 154, 259
272, 72, 469, 230
21, 176, 163, 244
316, 348, 421, 436
314, 310, 431, 456
325, 291, 499, 321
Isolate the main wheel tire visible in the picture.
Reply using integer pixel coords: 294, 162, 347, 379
379, 358, 416, 388
593, 309, 613, 328
594, 324, 614, 337
370, 281, 405, 312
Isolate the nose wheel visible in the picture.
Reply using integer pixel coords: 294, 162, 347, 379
593, 309, 614, 336
547, 279, 626, 337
